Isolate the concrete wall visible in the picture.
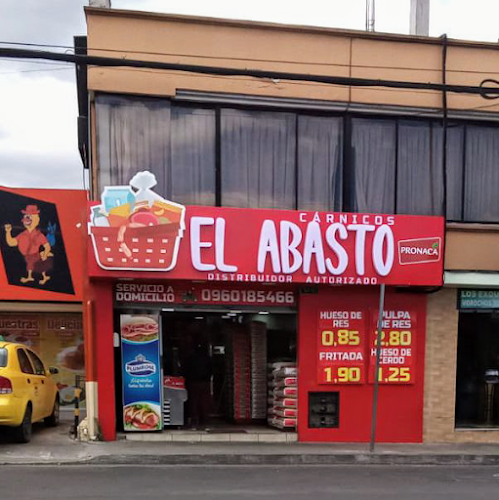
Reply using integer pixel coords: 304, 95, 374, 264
85, 7, 499, 114
446, 226, 499, 271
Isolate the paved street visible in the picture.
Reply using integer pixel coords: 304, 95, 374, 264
1, 465, 499, 499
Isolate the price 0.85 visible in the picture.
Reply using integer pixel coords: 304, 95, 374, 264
324, 366, 361, 383
321, 329, 360, 347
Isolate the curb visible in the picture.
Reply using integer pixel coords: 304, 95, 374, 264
86, 453, 499, 466
3, 453, 499, 466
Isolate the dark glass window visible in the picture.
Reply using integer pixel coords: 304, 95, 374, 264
95, 96, 216, 206
0, 348, 7, 368
27, 350, 46, 376
297, 115, 343, 211
351, 118, 396, 213
17, 349, 34, 375
94, 93, 499, 223
456, 312, 499, 428
221, 109, 296, 209
464, 126, 499, 222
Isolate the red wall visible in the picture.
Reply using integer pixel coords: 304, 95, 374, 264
298, 287, 426, 443
91, 281, 116, 441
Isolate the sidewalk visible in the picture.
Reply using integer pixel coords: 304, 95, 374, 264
2, 424, 499, 466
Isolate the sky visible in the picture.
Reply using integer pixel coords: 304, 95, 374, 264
1, 0, 499, 190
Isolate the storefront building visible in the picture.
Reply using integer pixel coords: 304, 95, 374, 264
81, 6, 499, 442
0, 186, 87, 415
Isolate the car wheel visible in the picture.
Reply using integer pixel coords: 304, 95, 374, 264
45, 397, 60, 427
14, 404, 32, 443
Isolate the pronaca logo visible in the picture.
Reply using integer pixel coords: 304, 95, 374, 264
398, 237, 441, 265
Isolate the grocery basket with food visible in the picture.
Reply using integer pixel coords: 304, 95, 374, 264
89, 171, 186, 271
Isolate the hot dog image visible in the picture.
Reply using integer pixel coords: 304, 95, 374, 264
120, 315, 159, 343
123, 403, 161, 430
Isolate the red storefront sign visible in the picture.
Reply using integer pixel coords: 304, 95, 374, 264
368, 310, 416, 384
114, 282, 296, 307
317, 309, 366, 384
89, 204, 444, 287
316, 306, 417, 386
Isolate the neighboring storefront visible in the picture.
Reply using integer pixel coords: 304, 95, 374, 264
423, 284, 499, 444
86, 173, 444, 441
0, 186, 87, 415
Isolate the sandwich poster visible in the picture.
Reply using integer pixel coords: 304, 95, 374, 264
120, 314, 162, 431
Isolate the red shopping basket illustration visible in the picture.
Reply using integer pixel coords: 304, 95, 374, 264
90, 222, 184, 271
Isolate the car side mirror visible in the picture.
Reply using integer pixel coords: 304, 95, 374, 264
49, 366, 59, 375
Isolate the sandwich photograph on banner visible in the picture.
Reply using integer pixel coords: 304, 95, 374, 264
120, 314, 162, 431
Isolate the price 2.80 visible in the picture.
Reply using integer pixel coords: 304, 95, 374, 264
373, 330, 411, 347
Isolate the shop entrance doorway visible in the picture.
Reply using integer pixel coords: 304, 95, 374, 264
115, 307, 297, 438
161, 310, 296, 432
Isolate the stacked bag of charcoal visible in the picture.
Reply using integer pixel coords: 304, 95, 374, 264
231, 326, 252, 422
250, 322, 268, 420
267, 362, 298, 430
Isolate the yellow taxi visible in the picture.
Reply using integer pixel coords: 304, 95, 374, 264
0, 341, 59, 443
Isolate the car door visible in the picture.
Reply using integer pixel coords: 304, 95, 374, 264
26, 349, 51, 419
15, 348, 39, 420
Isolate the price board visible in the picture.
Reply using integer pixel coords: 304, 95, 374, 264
317, 309, 366, 384
368, 309, 416, 384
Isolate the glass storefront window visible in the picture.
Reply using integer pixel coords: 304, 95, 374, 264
455, 312, 499, 428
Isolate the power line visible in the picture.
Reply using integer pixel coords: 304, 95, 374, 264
0, 67, 73, 75
0, 46, 498, 98
0, 39, 498, 76
0, 57, 71, 66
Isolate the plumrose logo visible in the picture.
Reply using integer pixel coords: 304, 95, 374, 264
125, 354, 157, 377
398, 237, 442, 265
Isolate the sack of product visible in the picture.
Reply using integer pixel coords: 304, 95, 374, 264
270, 416, 297, 429
273, 387, 297, 398
268, 362, 296, 369
271, 377, 297, 388
273, 366, 297, 377
274, 407, 297, 418
273, 397, 297, 408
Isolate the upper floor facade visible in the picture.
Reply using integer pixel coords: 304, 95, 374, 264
83, 6, 499, 273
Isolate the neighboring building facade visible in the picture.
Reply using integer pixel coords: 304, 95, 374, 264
81, 6, 499, 443
0, 186, 87, 416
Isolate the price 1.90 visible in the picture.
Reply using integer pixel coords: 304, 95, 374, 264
323, 366, 362, 383
321, 329, 360, 347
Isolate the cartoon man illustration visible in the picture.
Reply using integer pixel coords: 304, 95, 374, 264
4, 205, 54, 285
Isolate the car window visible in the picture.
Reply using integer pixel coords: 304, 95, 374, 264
0, 348, 7, 368
17, 349, 34, 374
27, 350, 46, 376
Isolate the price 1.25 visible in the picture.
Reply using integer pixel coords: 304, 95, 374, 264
321, 366, 364, 384
372, 366, 411, 383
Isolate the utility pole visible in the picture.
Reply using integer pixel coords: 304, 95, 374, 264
366, 0, 376, 32
410, 0, 430, 36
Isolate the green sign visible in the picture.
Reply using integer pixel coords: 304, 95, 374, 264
459, 289, 499, 309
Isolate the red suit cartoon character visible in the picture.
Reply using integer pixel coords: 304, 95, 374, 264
4, 205, 54, 285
